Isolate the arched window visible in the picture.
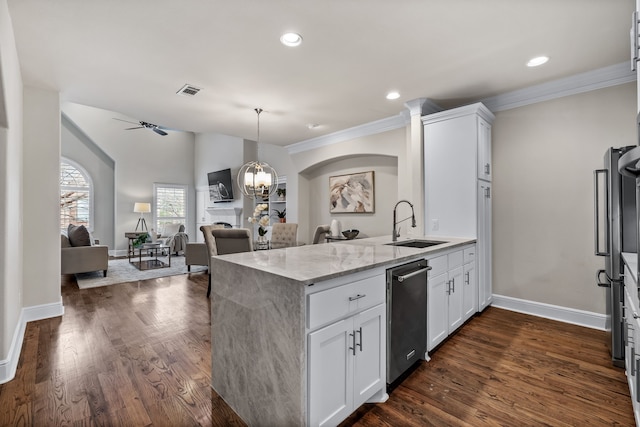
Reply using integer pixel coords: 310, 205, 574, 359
60, 158, 93, 231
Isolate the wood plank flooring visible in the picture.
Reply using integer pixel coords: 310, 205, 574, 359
0, 271, 634, 426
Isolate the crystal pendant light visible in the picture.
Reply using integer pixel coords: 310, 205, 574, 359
237, 108, 279, 199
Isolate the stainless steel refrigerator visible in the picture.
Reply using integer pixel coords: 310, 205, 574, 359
594, 146, 637, 367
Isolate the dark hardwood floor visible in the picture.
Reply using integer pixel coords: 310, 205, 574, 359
0, 272, 634, 426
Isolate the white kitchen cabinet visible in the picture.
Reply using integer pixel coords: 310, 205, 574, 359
624, 264, 640, 427
307, 273, 386, 427
477, 118, 492, 181
423, 103, 494, 313
478, 181, 492, 311
462, 247, 477, 322
427, 248, 468, 351
624, 284, 640, 426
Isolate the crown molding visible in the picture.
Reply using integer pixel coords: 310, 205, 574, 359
481, 61, 636, 112
286, 113, 408, 155
286, 61, 636, 155
404, 98, 443, 116
421, 102, 495, 125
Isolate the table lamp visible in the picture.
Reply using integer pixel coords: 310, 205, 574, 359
134, 202, 151, 232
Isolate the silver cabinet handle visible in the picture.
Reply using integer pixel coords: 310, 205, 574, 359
396, 265, 432, 282
465, 272, 470, 285
356, 327, 363, 352
349, 332, 356, 356
451, 277, 455, 293
446, 280, 452, 295
633, 347, 637, 376
484, 163, 490, 175
348, 294, 366, 301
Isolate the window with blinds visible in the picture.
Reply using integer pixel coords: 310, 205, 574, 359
60, 160, 92, 231
154, 184, 188, 231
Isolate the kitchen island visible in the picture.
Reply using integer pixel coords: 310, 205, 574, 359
209, 235, 475, 426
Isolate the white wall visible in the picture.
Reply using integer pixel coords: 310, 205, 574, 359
0, 0, 23, 376
493, 82, 637, 313
22, 86, 62, 308
62, 103, 196, 253
304, 155, 398, 241
193, 132, 297, 238
291, 127, 405, 243
194, 132, 245, 214
61, 115, 115, 249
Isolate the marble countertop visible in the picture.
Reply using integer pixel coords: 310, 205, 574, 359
623, 252, 637, 283
212, 235, 475, 285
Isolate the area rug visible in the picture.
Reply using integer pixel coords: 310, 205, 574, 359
75, 256, 207, 289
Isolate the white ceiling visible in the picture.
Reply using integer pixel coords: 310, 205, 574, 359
7, 0, 636, 146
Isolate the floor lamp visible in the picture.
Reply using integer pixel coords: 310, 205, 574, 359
134, 202, 151, 232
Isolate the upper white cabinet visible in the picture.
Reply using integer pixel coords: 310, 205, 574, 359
477, 118, 492, 182
423, 103, 494, 312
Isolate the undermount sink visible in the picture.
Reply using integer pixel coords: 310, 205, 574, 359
385, 239, 447, 248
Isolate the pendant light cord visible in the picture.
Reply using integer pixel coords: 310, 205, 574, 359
255, 108, 263, 160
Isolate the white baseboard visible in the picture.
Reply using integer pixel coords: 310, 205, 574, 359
0, 301, 64, 384
491, 294, 606, 330
112, 249, 127, 258
0, 310, 26, 385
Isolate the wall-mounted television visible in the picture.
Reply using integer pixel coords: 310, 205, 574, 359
208, 168, 234, 202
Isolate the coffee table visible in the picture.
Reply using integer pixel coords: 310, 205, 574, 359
129, 243, 171, 270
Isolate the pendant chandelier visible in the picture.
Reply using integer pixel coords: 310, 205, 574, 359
237, 108, 279, 199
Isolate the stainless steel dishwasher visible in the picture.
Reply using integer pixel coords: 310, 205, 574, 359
386, 259, 430, 384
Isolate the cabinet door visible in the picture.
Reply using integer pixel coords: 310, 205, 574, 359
477, 118, 492, 181
462, 261, 477, 322
427, 272, 449, 351
308, 319, 354, 427
478, 181, 492, 311
447, 266, 464, 333
424, 115, 477, 237
353, 304, 385, 408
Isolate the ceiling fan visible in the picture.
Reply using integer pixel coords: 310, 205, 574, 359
113, 118, 169, 136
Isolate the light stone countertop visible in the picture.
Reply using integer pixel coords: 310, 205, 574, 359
212, 234, 475, 285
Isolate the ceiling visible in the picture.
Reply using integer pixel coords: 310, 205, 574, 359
6, 0, 635, 146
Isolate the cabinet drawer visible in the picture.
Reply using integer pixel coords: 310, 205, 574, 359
448, 250, 463, 269
308, 275, 385, 330
463, 246, 475, 264
428, 254, 448, 277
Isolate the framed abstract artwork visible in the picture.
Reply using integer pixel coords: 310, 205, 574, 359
329, 171, 375, 213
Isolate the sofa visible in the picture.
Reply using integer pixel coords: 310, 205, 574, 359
61, 232, 109, 277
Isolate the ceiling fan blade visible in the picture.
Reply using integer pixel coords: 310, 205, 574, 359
112, 118, 140, 125
153, 128, 168, 136
125, 126, 144, 130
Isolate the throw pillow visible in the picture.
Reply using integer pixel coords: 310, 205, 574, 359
67, 224, 91, 247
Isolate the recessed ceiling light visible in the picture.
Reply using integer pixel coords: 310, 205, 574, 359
280, 32, 303, 47
386, 91, 400, 100
527, 56, 549, 67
